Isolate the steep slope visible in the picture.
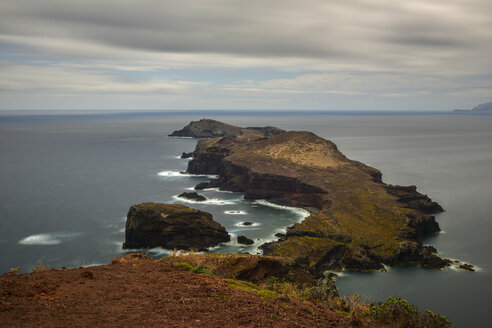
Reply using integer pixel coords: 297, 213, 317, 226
0, 254, 375, 328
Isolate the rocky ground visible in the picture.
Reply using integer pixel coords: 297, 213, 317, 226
0, 254, 377, 328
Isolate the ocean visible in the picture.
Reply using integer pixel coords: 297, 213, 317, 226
0, 110, 491, 327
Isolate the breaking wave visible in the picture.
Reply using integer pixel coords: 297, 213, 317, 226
172, 195, 239, 206
252, 200, 310, 221
225, 210, 248, 215
19, 232, 80, 246
157, 171, 218, 179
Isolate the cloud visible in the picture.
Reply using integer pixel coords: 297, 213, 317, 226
0, 0, 491, 110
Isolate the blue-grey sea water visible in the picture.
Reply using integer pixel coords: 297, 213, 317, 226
0, 111, 491, 327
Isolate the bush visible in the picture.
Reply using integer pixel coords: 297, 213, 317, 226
32, 261, 50, 273
368, 296, 451, 328
191, 264, 214, 277
176, 262, 194, 271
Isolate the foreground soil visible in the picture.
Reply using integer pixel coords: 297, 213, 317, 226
0, 254, 376, 328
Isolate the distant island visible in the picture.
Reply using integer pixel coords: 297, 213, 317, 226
453, 101, 492, 112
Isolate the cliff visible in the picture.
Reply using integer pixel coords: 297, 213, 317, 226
183, 122, 452, 271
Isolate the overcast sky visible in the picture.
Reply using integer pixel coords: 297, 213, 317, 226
0, 0, 491, 111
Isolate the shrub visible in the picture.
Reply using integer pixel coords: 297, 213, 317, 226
368, 296, 452, 328
9, 267, 20, 274
32, 261, 50, 273
191, 264, 214, 277
176, 262, 194, 271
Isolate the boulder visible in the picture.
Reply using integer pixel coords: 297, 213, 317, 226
238, 235, 254, 245
123, 202, 230, 250
194, 179, 222, 190
178, 192, 207, 202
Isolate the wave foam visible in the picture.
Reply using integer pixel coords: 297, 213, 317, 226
158, 171, 218, 179
19, 232, 80, 246
252, 200, 310, 220
225, 210, 248, 215
234, 221, 260, 227
173, 195, 239, 206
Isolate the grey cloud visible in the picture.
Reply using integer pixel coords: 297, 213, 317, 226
0, 0, 491, 110
2, 0, 490, 61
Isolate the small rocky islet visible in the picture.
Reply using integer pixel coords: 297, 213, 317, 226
177, 191, 207, 202
123, 202, 229, 251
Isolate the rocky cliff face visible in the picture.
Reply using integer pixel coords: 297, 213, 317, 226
123, 202, 230, 251
181, 122, 449, 271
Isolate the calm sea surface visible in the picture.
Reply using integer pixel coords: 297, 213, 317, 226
0, 111, 491, 327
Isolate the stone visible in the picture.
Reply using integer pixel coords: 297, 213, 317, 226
238, 235, 254, 245
178, 192, 207, 202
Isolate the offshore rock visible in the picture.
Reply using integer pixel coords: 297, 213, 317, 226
194, 179, 222, 190
178, 192, 207, 202
238, 235, 254, 245
123, 202, 230, 251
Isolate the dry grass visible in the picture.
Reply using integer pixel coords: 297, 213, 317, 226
31, 261, 50, 273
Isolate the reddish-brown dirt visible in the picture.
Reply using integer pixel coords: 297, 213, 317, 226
0, 254, 378, 328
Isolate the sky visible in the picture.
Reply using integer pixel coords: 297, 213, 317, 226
0, 0, 491, 111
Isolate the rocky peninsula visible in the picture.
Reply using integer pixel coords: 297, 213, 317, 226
173, 119, 462, 272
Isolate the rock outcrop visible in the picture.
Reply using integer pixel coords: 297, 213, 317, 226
238, 235, 254, 245
178, 192, 207, 202
123, 202, 230, 250
178, 120, 451, 271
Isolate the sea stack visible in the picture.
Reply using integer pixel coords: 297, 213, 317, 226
123, 202, 230, 251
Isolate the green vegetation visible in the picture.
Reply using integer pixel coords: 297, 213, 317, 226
191, 264, 214, 277
366, 296, 452, 328
213, 294, 229, 301
175, 262, 214, 277
176, 262, 194, 271
225, 279, 277, 300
